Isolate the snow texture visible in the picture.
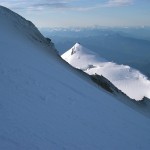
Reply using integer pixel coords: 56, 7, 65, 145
62, 43, 150, 101
1, 6, 150, 150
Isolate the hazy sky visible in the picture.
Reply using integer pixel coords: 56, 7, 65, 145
0, 0, 150, 28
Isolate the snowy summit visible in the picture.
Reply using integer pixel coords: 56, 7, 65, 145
62, 43, 150, 101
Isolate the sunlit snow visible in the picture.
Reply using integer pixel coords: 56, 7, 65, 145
62, 43, 150, 100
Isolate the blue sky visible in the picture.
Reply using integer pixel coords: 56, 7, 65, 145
0, 0, 150, 28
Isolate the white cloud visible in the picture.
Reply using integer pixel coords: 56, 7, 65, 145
67, 0, 134, 11
105, 0, 133, 7
0, 0, 73, 10
0, 0, 134, 12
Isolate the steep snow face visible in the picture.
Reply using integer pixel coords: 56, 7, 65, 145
1, 6, 150, 150
62, 43, 150, 100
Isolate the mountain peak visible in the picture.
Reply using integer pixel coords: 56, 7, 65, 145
71, 42, 82, 55
62, 44, 150, 101
74, 42, 81, 47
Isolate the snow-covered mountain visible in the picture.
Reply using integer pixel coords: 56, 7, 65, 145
62, 43, 150, 101
1, 6, 150, 150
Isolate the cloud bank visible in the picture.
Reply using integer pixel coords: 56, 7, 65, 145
0, 0, 134, 11
106, 0, 133, 7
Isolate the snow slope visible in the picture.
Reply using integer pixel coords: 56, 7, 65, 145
1, 6, 150, 150
62, 43, 150, 101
